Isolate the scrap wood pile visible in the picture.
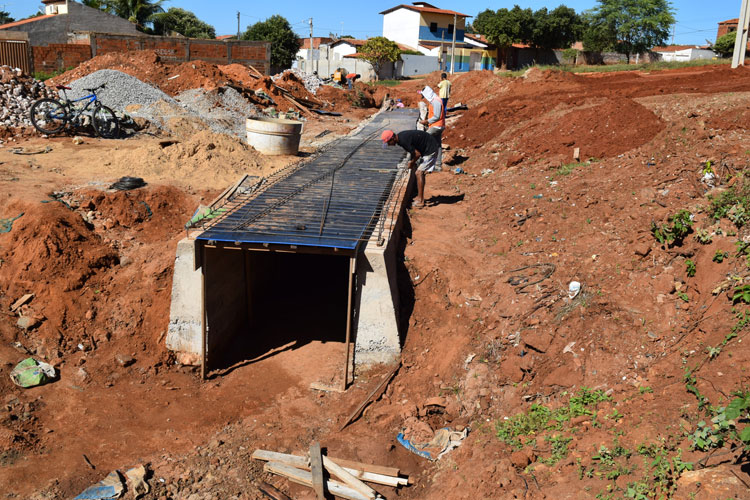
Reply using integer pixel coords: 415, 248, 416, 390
231, 64, 329, 118
253, 446, 408, 500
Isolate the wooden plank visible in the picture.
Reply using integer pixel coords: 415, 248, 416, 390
256, 480, 293, 500
253, 450, 405, 487
252, 450, 308, 469
340, 362, 401, 431
328, 457, 400, 479
264, 462, 370, 500
247, 64, 266, 79
323, 455, 377, 500
309, 442, 326, 500
10, 293, 33, 312
343, 469, 407, 488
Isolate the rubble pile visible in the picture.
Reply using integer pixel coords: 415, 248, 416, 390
273, 68, 323, 95
0, 66, 56, 128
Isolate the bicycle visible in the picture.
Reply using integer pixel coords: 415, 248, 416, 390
29, 83, 120, 139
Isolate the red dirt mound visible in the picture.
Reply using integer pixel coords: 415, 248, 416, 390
516, 97, 665, 159
0, 201, 119, 357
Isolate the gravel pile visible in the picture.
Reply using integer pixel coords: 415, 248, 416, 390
273, 68, 323, 95
175, 86, 259, 140
65, 69, 177, 112
64, 69, 262, 142
0, 66, 55, 128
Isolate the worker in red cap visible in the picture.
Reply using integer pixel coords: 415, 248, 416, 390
381, 129, 439, 208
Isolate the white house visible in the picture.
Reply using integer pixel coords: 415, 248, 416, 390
652, 45, 717, 62
379, 2, 496, 72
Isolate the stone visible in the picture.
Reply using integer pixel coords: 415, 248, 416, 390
523, 331, 553, 353
115, 353, 135, 367
634, 243, 651, 257
16, 316, 40, 331
510, 448, 536, 468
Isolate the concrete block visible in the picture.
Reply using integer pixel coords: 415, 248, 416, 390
166, 238, 202, 360
354, 245, 401, 365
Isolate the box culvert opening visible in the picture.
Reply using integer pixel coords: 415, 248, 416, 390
203, 246, 352, 373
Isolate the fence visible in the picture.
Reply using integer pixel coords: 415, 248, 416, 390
0, 32, 31, 74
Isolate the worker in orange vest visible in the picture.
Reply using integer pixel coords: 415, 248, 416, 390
418, 85, 444, 171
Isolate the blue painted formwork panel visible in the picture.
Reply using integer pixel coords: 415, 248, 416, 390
197, 109, 419, 250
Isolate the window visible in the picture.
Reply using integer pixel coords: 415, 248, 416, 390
430, 22, 438, 32
448, 24, 454, 34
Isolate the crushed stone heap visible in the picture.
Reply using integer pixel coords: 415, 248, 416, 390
273, 68, 323, 95
0, 66, 56, 128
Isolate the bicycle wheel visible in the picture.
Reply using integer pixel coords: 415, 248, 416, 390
92, 105, 120, 139
29, 98, 67, 135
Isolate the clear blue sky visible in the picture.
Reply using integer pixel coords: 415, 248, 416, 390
6, 1, 744, 46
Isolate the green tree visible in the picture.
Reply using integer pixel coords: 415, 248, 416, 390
81, 0, 110, 10
481, 6, 534, 69
470, 9, 496, 35
243, 15, 300, 71
713, 31, 736, 58
530, 5, 584, 50
583, 0, 676, 62
359, 36, 401, 80
0, 10, 14, 24
105, 0, 166, 31
152, 7, 215, 38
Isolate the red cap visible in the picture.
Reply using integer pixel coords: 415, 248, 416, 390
381, 130, 395, 143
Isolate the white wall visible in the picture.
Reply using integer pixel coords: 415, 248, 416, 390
659, 48, 717, 62
382, 8, 420, 52
332, 42, 357, 60
399, 54, 439, 76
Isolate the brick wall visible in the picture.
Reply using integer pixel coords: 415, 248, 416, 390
29, 31, 270, 74
717, 20, 738, 41
32, 43, 91, 73
87, 33, 271, 74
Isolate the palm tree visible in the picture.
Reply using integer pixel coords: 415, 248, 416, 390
105, 0, 166, 29
81, 0, 110, 10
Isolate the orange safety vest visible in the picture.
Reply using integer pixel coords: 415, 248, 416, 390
428, 97, 445, 128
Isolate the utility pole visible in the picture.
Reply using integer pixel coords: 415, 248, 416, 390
237, 12, 240, 40
308, 17, 314, 75
450, 13, 457, 74
671, 24, 675, 45
441, 31, 445, 71
732, 0, 750, 68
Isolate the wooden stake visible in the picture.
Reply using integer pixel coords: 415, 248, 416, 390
341, 256, 355, 391
340, 362, 401, 431
310, 442, 326, 500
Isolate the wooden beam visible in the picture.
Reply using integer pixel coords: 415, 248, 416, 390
309, 442, 326, 500
252, 450, 308, 469
256, 481, 293, 500
322, 456, 377, 500
253, 449, 403, 483
340, 362, 401, 431
264, 462, 370, 500
341, 256, 355, 391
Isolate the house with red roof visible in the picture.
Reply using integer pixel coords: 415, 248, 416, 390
379, 2, 495, 72
0, 0, 139, 46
